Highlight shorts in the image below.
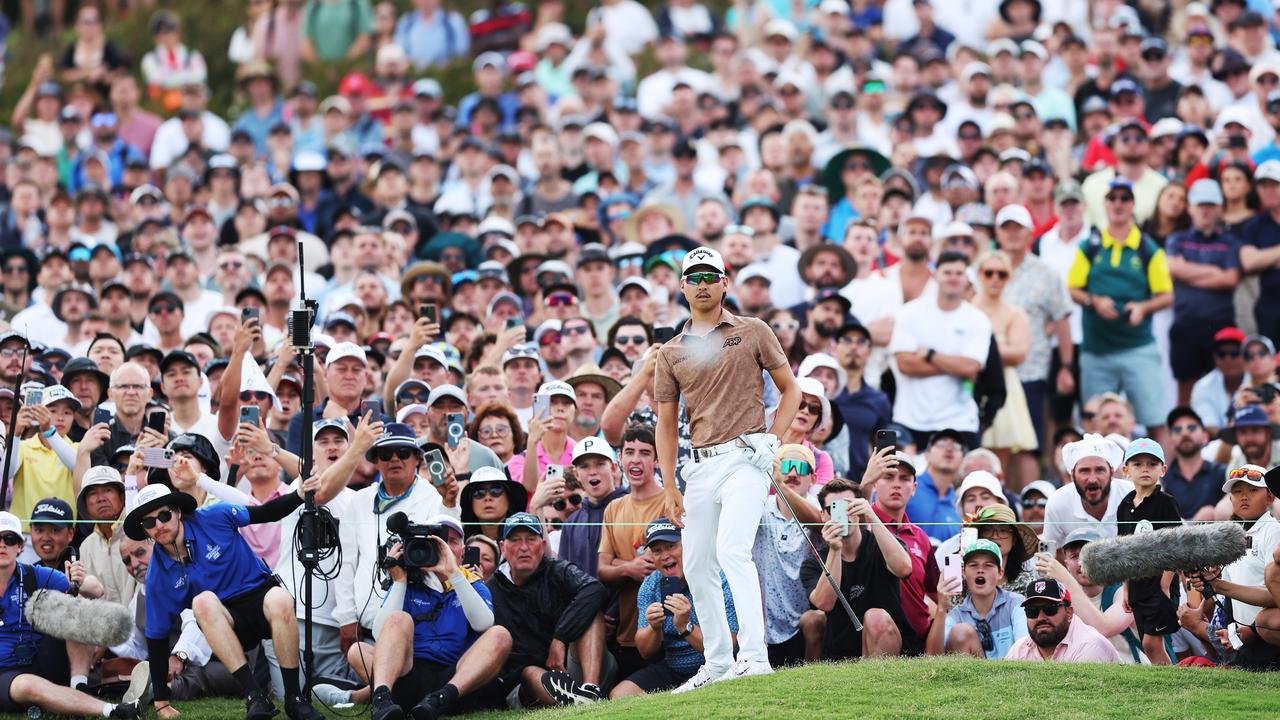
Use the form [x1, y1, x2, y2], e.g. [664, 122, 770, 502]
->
[225, 579, 281, 651]
[0, 634, 71, 712]
[767, 631, 806, 668]
[622, 661, 694, 693]
[1079, 343, 1167, 428]
[1129, 579, 1181, 637]
[394, 659, 506, 712]
[1169, 318, 1230, 382]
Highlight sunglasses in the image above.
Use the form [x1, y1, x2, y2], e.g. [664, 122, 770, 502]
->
[546, 292, 577, 306]
[375, 447, 417, 462]
[1105, 194, 1134, 204]
[1117, 132, 1146, 143]
[239, 390, 271, 402]
[1013, 110, 1036, 120]
[780, 459, 812, 475]
[1229, 467, 1264, 482]
[2, 264, 28, 274]
[844, 160, 872, 172]
[975, 618, 994, 653]
[958, 132, 982, 141]
[552, 493, 583, 511]
[561, 324, 591, 336]
[837, 334, 870, 346]
[831, 100, 854, 110]
[267, 197, 295, 209]
[948, 236, 976, 246]
[607, 211, 633, 223]
[1245, 350, 1272, 361]
[615, 335, 647, 346]
[616, 257, 643, 269]
[538, 333, 561, 347]
[219, 261, 244, 270]
[799, 402, 822, 416]
[473, 484, 507, 498]
[140, 509, 173, 530]
[684, 272, 723, 286]
[1025, 603, 1065, 618]
[397, 388, 431, 404]
[771, 320, 800, 332]
[150, 304, 179, 314]
[43, 359, 67, 371]
[1021, 498, 1048, 509]
[982, 269, 1010, 280]
[1171, 423, 1201, 434]
[1217, 347, 1242, 359]
[0, 533, 21, 547]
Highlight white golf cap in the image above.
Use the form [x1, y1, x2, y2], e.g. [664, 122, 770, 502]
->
[0, 512, 20, 537]
[995, 204, 1034, 229]
[427, 384, 468, 408]
[395, 404, 429, 422]
[414, 345, 449, 368]
[1223, 464, 1269, 492]
[681, 247, 726, 275]
[955, 471, 1006, 510]
[538, 380, 577, 403]
[1257, 159, 1280, 183]
[426, 513, 464, 538]
[327, 342, 368, 366]
[572, 435, 617, 463]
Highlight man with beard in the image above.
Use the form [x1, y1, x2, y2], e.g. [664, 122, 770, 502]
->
[1006, 579, 1121, 662]
[1225, 404, 1277, 474]
[534, 321, 569, 380]
[693, 198, 731, 245]
[890, 252, 990, 447]
[796, 290, 849, 358]
[833, 321, 890, 479]
[1162, 407, 1225, 521]
[98, 278, 146, 349]
[0, 331, 30, 387]
[793, 245, 855, 312]
[315, 141, 374, 241]
[423, 384, 505, 473]
[566, 365, 621, 443]
[739, 198, 804, 308]
[1080, 119, 1169, 228]
[1042, 433, 1133, 546]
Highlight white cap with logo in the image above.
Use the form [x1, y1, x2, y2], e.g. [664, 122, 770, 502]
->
[681, 247, 726, 275]
[572, 436, 617, 463]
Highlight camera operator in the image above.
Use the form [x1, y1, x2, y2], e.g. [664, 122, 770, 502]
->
[336, 515, 512, 719]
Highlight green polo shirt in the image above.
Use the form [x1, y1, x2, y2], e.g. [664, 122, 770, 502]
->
[303, 0, 374, 61]
[1066, 225, 1172, 355]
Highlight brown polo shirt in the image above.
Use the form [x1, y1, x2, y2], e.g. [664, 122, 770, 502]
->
[653, 310, 788, 447]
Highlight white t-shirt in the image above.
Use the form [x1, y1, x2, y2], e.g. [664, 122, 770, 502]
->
[1041, 478, 1136, 547]
[842, 265, 938, 389]
[1222, 512, 1280, 626]
[274, 481, 356, 626]
[1036, 223, 1090, 345]
[888, 297, 991, 432]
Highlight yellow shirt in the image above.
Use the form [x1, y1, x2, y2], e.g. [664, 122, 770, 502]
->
[11, 435, 77, 531]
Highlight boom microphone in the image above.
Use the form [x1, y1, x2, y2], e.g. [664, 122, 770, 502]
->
[386, 511, 409, 536]
[26, 590, 132, 647]
[1080, 522, 1247, 587]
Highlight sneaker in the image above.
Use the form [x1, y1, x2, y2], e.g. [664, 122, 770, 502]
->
[109, 700, 143, 719]
[713, 660, 774, 683]
[538, 670, 600, 706]
[121, 662, 152, 706]
[246, 692, 280, 720]
[410, 686, 457, 720]
[285, 694, 325, 720]
[671, 665, 726, 695]
[312, 683, 353, 707]
[371, 686, 404, 720]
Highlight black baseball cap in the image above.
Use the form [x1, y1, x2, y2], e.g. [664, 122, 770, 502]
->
[160, 350, 201, 373]
[836, 321, 871, 341]
[30, 497, 73, 527]
[1166, 405, 1205, 429]
[928, 428, 967, 449]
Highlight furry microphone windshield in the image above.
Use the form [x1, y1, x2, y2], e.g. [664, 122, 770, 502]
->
[26, 589, 133, 647]
[1080, 522, 1247, 587]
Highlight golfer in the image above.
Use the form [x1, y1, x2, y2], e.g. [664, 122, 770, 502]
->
[654, 246, 801, 693]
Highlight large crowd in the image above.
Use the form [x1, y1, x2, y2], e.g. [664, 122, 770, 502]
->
[1, 0, 1280, 717]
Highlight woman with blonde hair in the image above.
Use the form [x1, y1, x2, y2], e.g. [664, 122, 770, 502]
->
[972, 249, 1036, 466]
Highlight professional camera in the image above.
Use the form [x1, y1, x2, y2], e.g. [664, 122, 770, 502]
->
[383, 511, 450, 570]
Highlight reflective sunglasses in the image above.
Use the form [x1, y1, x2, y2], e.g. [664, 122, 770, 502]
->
[375, 447, 417, 462]
[552, 493, 583, 511]
[538, 332, 562, 347]
[140, 509, 173, 530]
[780, 459, 812, 475]
[1025, 603, 1065, 618]
[684, 272, 723, 286]
[982, 269, 1010, 280]
[1021, 498, 1048, 509]
[1229, 466, 1264, 482]
[473, 484, 507, 498]
[615, 335, 647, 346]
[546, 292, 577, 306]
[397, 388, 431, 404]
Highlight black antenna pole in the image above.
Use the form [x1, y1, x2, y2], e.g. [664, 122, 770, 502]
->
[0, 340, 28, 511]
[293, 239, 320, 696]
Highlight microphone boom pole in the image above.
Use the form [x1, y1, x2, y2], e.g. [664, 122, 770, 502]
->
[293, 240, 320, 695]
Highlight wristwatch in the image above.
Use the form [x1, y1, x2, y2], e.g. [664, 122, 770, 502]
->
[924, 348, 936, 364]
[270, 444, 281, 459]
[677, 622, 693, 638]
[172, 651, 189, 665]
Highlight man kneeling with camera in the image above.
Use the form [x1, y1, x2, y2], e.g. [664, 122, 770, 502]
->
[347, 514, 512, 720]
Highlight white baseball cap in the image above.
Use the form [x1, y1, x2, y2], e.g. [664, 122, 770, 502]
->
[0, 512, 20, 537]
[1257, 159, 1280, 183]
[955, 471, 1006, 512]
[327, 342, 368, 366]
[995, 204, 1033, 229]
[681, 247, 726, 275]
[538, 380, 577, 403]
[395, 403, 429, 422]
[427, 384, 468, 409]
[414, 345, 448, 368]
[572, 436, 617, 463]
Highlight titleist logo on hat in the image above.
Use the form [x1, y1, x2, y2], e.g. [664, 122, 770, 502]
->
[33, 503, 66, 518]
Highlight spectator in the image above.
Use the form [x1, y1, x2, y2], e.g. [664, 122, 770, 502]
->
[611, 518, 737, 698]
[460, 466, 529, 541]
[140, 11, 208, 111]
[1019, 480, 1056, 536]
[1005, 578, 1123, 662]
[906, 430, 967, 543]
[469, 402, 525, 465]
[421, 384, 505, 473]
[301, 0, 374, 63]
[1067, 177, 1174, 445]
[928, 540, 1028, 659]
[557, 436, 624, 576]
[1241, 161, 1280, 341]
[1043, 434, 1134, 546]
[74, 466, 133, 605]
[972, 247, 1037, 459]
[1191, 327, 1248, 433]
[831, 320, 891, 479]
[396, 0, 471, 69]
[487, 512, 609, 706]
[775, 377, 835, 484]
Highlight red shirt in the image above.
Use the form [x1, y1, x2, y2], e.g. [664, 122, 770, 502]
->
[873, 504, 939, 642]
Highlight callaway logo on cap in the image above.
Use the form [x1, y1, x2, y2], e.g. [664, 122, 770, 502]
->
[681, 247, 725, 275]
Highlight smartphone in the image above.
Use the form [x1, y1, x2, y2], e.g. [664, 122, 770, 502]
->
[943, 554, 963, 588]
[874, 429, 897, 452]
[653, 326, 676, 344]
[93, 407, 112, 426]
[532, 394, 550, 421]
[420, 304, 438, 325]
[831, 498, 850, 537]
[1038, 540, 1056, 557]
[446, 412, 465, 449]
[240, 404, 260, 426]
[504, 316, 523, 331]
[546, 464, 564, 482]
[140, 447, 175, 468]
[1229, 135, 1247, 149]
[22, 388, 41, 407]
[462, 546, 481, 568]
[960, 527, 978, 550]
[425, 449, 447, 486]
[242, 306, 259, 324]
[660, 575, 683, 617]
[146, 408, 166, 433]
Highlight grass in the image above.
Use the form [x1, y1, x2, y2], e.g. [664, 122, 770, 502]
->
[5, 656, 1279, 719]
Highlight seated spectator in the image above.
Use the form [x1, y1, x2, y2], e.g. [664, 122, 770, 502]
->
[1191, 327, 1248, 433]
[337, 515, 512, 718]
[1043, 433, 1133, 546]
[611, 518, 736, 698]
[906, 429, 968, 542]
[803, 477, 913, 660]
[1019, 480, 1057, 536]
[465, 535, 500, 581]
[967, 503, 1038, 594]
[460, 466, 529, 541]
[774, 376, 835, 484]
[932, 471, 1009, 565]
[487, 513, 610, 707]
[75, 466, 135, 606]
[1006, 579, 1122, 662]
[9, 385, 80, 527]
[928, 539, 1028, 659]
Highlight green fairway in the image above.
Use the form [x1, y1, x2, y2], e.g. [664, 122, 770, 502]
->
[10, 656, 1279, 719]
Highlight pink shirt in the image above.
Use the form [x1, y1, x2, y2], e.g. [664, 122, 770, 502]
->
[801, 439, 834, 484]
[1004, 615, 1122, 663]
[239, 483, 285, 569]
[505, 437, 576, 494]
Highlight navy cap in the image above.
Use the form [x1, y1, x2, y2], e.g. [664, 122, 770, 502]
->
[1233, 404, 1271, 428]
[1110, 78, 1144, 99]
[502, 511, 544, 539]
[30, 497, 73, 527]
[644, 518, 681, 547]
[1108, 177, 1135, 194]
[367, 422, 421, 460]
[1140, 37, 1168, 56]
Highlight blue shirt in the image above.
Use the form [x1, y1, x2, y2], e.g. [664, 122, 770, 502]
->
[1243, 212, 1280, 297]
[823, 198, 859, 244]
[395, 9, 470, 68]
[233, 99, 285, 156]
[636, 571, 736, 674]
[832, 383, 892, 480]
[0, 565, 69, 668]
[457, 92, 521, 132]
[144, 504, 272, 639]
[943, 588, 1027, 659]
[395, 573, 493, 665]
[1164, 226, 1240, 321]
[906, 472, 960, 542]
